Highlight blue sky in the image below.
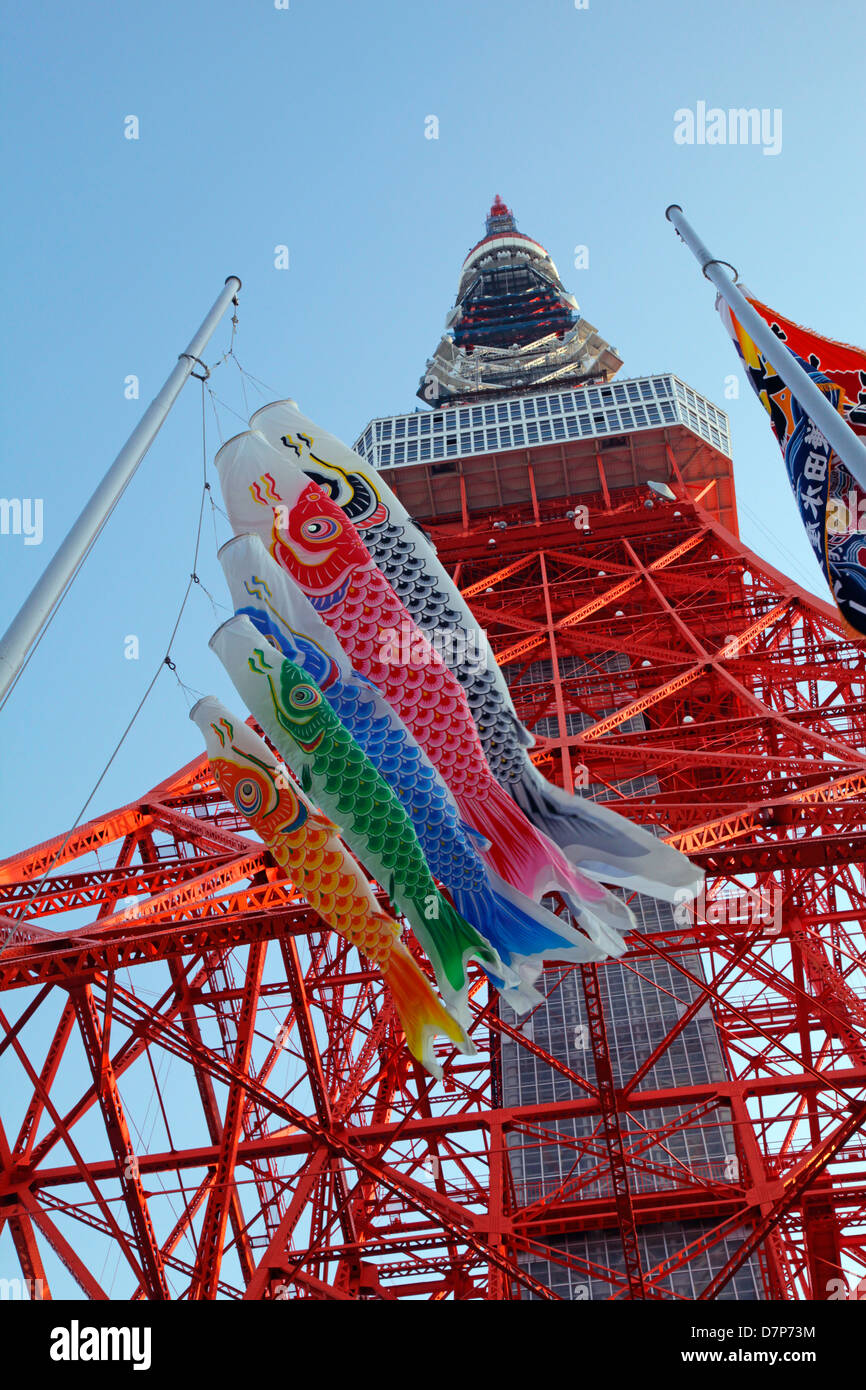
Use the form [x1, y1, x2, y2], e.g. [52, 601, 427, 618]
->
[2, 0, 865, 853]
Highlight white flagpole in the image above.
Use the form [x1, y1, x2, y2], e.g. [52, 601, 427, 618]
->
[0, 275, 242, 707]
[665, 205, 866, 492]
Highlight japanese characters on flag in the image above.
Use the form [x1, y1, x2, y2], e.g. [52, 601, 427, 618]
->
[717, 290, 866, 639]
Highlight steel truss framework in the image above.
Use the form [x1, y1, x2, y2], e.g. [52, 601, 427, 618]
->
[1, 429, 865, 1301]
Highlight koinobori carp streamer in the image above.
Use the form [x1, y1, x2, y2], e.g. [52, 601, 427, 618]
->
[189, 695, 472, 1076]
[216, 429, 636, 958]
[219, 531, 612, 1009]
[248, 400, 703, 905]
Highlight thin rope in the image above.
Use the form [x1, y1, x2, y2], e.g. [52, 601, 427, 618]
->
[18, 380, 216, 920]
[231, 355, 280, 402]
[235, 356, 250, 419]
[207, 386, 226, 445]
[206, 387, 250, 429]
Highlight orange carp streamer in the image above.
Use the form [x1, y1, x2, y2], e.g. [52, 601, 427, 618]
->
[189, 696, 472, 1077]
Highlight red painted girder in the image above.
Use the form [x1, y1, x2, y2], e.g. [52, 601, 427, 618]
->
[564, 737, 844, 773]
[692, 832, 866, 874]
[278, 937, 333, 1124]
[242, 1148, 330, 1299]
[580, 964, 647, 1298]
[166, 958, 255, 1288]
[132, 1175, 212, 1301]
[190, 941, 266, 1299]
[17, 1190, 108, 1300]
[516, 1187, 747, 1240]
[0, 1118, 52, 1298]
[802, 1194, 843, 1301]
[0, 898, 307, 991]
[668, 769, 866, 854]
[0, 999, 153, 1285]
[6, 972, 552, 1299]
[69, 984, 170, 1299]
[71, 849, 272, 932]
[13, 997, 75, 1162]
[21, 959, 229, 1175]
[460, 553, 536, 597]
[493, 534, 708, 664]
[0, 854, 235, 919]
[36, 1187, 239, 1300]
[698, 1102, 866, 1300]
[27, 1067, 866, 1192]
[0, 806, 150, 884]
[789, 921, 866, 1068]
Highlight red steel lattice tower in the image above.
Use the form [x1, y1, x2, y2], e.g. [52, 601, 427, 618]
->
[3, 421, 865, 1300]
[2, 207, 865, 1301]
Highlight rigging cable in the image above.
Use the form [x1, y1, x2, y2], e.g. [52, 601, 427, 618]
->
[17, 378, 218, 921]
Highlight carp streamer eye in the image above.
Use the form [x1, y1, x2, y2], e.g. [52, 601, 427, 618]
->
[301, 517, 339, 541]
[289, 684, 321, 710]
[235, 777, 264, 816]
[304, 469, 343, 502]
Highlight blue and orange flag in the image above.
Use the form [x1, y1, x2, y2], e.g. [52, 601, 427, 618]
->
[717, 291, 866, 638]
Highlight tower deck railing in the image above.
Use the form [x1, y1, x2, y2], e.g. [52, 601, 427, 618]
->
[353, 374, 731, 472]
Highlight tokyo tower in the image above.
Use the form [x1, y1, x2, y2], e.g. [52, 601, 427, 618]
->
[1, 201, 864, 1301]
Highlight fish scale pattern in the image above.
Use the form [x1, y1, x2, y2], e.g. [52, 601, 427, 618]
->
[190, 697, 474, 1075]
[258, 652, 501, 997]
[364, 519, 528, 783]
[310, 704, 441, 904]
[226, 765, 399, 965]
[314, 555, 520, 800]
[321, 678, 485, 895]
[268, 484, 627, 939]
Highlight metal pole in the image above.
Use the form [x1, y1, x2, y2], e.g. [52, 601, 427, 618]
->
[665, 204, 866, 491]
[0, 275, 242, 707]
